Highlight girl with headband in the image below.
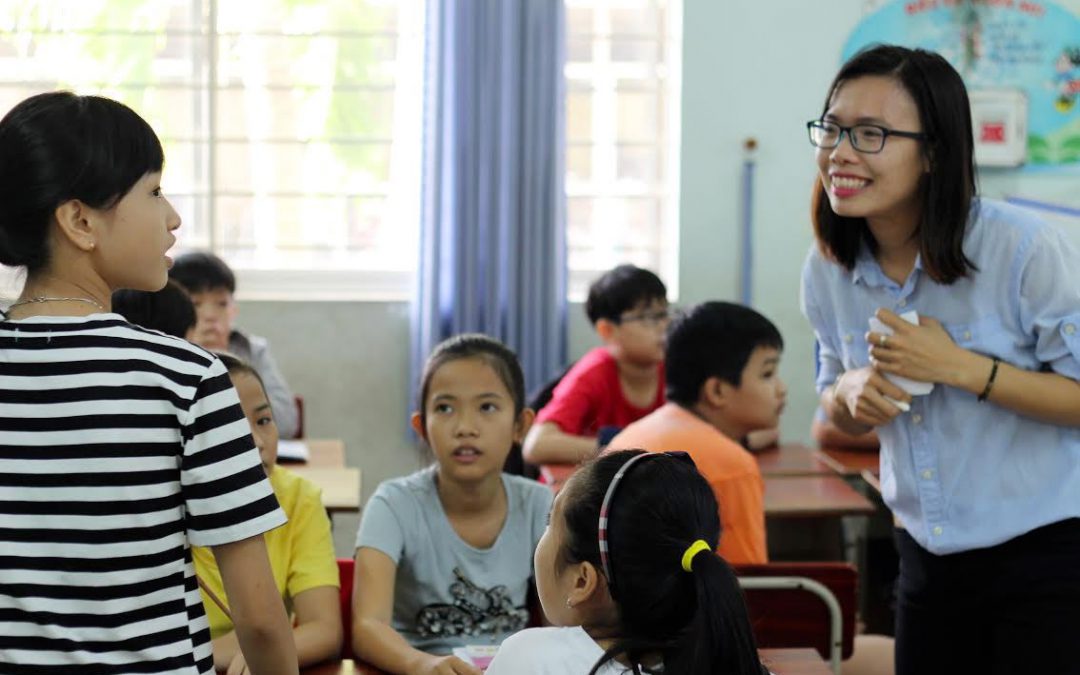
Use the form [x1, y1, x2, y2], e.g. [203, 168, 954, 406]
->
[486, 450, 765, 674]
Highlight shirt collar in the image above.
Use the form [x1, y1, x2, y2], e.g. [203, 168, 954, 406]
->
[850, 240, 923, 288]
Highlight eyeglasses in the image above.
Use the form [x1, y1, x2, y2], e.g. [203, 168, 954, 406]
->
[806, 120, 929, 154]
[616, 308, 671, 326]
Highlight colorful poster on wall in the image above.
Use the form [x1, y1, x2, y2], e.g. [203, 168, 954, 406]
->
[843, 0, 1080, 169]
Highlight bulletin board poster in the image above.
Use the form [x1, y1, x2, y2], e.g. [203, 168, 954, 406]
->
[843, 0, 1080, 170]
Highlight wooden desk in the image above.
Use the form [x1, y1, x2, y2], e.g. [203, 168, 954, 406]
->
[287, 467, 362, 513]
[814, 446, 880, 477]
[757, 443, 837, 476]
[305, 439, 347, 467]
[765, 476, 875, 518]
[301, 648, 830, 674]
[759, 648, 833, 675]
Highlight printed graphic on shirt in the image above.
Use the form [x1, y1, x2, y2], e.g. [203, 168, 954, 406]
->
[416, 567, 529, 638]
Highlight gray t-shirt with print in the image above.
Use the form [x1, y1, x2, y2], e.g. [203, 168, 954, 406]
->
[355, 466, 552, 654]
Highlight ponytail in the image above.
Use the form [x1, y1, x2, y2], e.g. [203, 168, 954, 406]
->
[672, 552, 763, 675]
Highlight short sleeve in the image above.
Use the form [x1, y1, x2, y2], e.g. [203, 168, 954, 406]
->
[179, 359, 285, 547]
[535, 371, 599, 435]
[286, 479, 340, 597]
[801, 249, 844, 393]
[486, 630, 543, 675]
[355, 486, 407, 564]
[1017, 226, 1080, 380]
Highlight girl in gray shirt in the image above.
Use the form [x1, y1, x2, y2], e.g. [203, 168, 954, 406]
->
[353, 335, 552, 675]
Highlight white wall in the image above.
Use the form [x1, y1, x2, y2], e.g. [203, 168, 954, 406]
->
[678, 0, 867, 443]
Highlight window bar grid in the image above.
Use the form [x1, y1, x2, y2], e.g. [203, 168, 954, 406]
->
[207, 0, 218, 252]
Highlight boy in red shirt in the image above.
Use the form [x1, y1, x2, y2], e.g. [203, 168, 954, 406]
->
[522, 264, 668, 465]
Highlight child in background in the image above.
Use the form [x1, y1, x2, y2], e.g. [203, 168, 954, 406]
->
[111, 278, 196, 339]
[607, 302, 784, 564]
[169, 251, 300, 437]
[352, 334, 552, 675]
[193, 352, 342, 673]
[487, 450, 765, 675]
[0, 91, 295, 675]
[523, 265, 668, 465]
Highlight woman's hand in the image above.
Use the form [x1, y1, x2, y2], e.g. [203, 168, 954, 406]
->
[834, 366, 912, 427]
[866, 309, 979, 387]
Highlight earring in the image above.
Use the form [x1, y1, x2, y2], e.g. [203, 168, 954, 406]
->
[565, 597, 573, 609]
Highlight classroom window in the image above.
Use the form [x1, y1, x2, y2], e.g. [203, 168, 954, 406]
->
[565, 0, 682, 299]
[0, 0, 423, 300]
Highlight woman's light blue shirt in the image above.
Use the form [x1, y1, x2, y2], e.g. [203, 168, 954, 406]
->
[801, 199, 1080, 554]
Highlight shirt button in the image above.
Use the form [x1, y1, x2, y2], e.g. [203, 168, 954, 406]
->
[1066, 324, 1077, 335]
[844, 334, 853, 343]
[963, 330, 972, 340]
[912, 414, 923, 425]
[898, 299, 907, 308]
[922, 469, 933, 480]
[933, 526, 943, 536]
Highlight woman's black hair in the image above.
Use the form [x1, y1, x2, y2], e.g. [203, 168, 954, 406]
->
[0, 91, 164, 274]
[560, 450, 763, 675]
[416, 333, 527, 427]
[812, 44, 977, 284]
[112, 280, 195, 339]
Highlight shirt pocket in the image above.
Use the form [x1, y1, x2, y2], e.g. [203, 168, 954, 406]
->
[943, 314, 1011, 360]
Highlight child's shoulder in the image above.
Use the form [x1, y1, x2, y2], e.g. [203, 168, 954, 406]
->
[268, 466, 324, 509]
[561, 347, 617, 383]
[371, 465, 438, 504]
[492, 626, 605, 670]
[503, 473, 554, 509]
[500, 625, 587, 649]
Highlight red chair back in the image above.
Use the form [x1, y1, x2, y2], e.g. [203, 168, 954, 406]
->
[337, 558, 354, 659]
[734, 562, 857, 660]
[293, 394, 305, 439]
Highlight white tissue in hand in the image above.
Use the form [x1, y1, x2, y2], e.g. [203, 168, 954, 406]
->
[869, 310, 934, 397]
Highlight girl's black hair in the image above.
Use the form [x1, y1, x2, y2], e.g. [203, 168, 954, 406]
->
[112, 280, 195, 339]
[214, 351, 269, 403]
[0, 91, 165, 274]
[812, 44, 977, 284]
[560, 450, 764, 675]
[416, 333, 527, 427]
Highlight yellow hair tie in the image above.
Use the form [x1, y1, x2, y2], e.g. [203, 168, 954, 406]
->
[680, 539, 711, 572]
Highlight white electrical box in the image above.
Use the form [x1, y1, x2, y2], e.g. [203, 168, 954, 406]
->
[969, 89, 1028, 168]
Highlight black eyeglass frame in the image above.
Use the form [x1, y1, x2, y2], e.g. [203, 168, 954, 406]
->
[806, 119, 931, 154]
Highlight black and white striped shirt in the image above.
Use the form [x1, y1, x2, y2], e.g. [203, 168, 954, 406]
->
[0, 313, 286, 674]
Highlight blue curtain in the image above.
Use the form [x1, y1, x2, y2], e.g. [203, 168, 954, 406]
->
[411, 0, 567, 401]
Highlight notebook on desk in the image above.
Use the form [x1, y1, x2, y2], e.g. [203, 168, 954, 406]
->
[452, 645, 498, 670]
[277, 439, 310, 462]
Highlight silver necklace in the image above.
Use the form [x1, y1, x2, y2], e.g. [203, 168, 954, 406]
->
[7, 296, 105, 311]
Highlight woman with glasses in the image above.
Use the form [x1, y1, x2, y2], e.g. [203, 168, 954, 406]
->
[800, 44, 1080, 674]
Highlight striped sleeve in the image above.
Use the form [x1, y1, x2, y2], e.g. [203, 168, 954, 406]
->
[179, 358, 285, 547]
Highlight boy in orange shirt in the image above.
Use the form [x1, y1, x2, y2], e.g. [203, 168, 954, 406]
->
[607, 301, 786, 564]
